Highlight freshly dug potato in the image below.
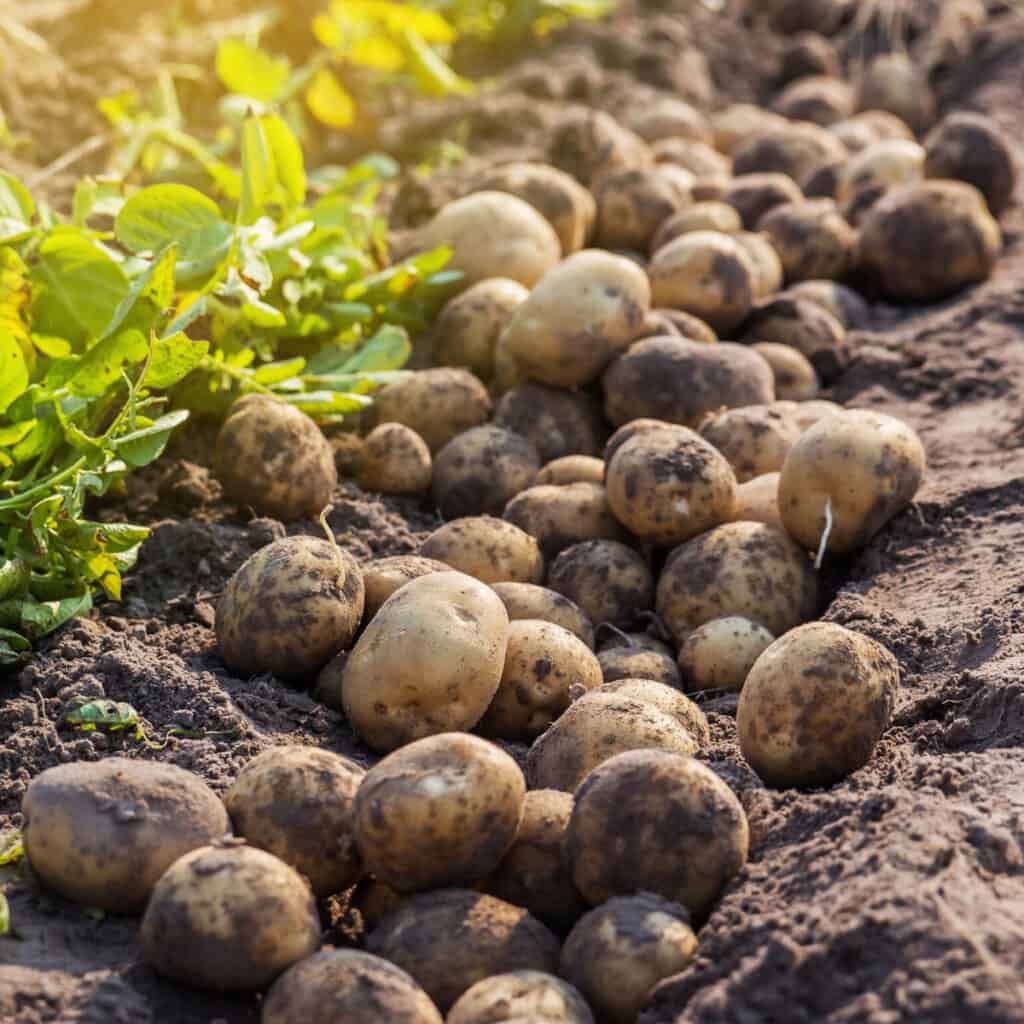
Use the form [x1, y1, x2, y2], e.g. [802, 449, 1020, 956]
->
[598, 645, 681, 689]
[732, 231, 785, 299]
[627, 96, 710, 145]
[353, 733, 524, 892]
[678, 616, 775, 693]
[330, 432, 364, 478]
[547, 108, 652, 189]
[856, 53, 935, 135]
[366, 890, 560, 1012]
[711, 104, 787, 156]
[656, 521, 818, 641]
[651, 202, 742, 252]
[214, 395, 336, 521]
[22, 759, 229, 914]
[421, 518, 545, 585]
[779, 32, 840, 85]
[504, 483, 624, 558]
[415, 191, 561, 290]
[774, 75, 854, 126]
[566, 749, 749, 918]
[840, 183, 887, 227]
[216, 536, 364, 679]
[791, 398, 843, 431]
[858, 180, 1001, 301]
[223, 747, 363, 898]
[352, 878, 406, 932]
[494, 384, 608, 463]
[700, 403, 802, 483]
[801, 159, 842, 199]
[595, 167, 690, 251]
[433, 425, 540, 520]
[491, 582, 595, 648]
[358, 423, 432, 496]
[548, 539, 653, 630]
[339, 571, 509, 750]
[784, 279, 869, 329]
[435, 278, 530, 381]
[595, 679, 710, 744]
[501, 249, 651, 389]
[372, 368, 492, 453]
[758, 199, 856, 283]
[535, 455, 605, 486]
[483, 791, 587, 936]
[751, 343, 820, 400]
[778, 409, 926, 555]
[448, 971, 593, 1024]
[732, 472, 783, 530]
[845, 110, 915, 143]
[601, 417, 684, 466]
[651, 308, 718, 344]
[924, 112, 1018, 216]
[741, 295, 847, 383]
[761, 0, 846, 34]
[560, 893, 697, 1024]
[836, 139, 925, 205]
[527, 692, 700, 792]
[262, 950, 443, 1024]
[737, 622, 899, 787]
[360, 555, 451, 620]
[652, 139, 731, 182]
[732, 123, 847, 183]
[724, 173, 804, 230]
[491, 331, 530, 396]
[830, 117, 881, 154]
[140, 843, 320, 992]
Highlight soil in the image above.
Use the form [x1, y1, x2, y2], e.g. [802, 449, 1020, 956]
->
[5, 2, 1024, 1023]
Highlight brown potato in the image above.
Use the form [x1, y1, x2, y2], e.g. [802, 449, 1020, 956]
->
[598, 646, 682, 689]
[214, 395, 336, 521]
[627, 96, 711, 145]
[751, 343, 820, 400]
[352, 878, 406, 932]
[801, 158, 843, 199]
[595, 167, 690, 251]
[651, 202, 742, 252]
[504, 483, 624, 559]
[774, 75, 854, 126]
[491, 582, 595, 648]
[596, 630, 673, 657]
[330, 432, 364, 478]
[548, 539, 654, 630]
[652, 139, 731, 181]
[421, 517, 545, 585]
[732, 123, 847, 183]
[836, 139, 925, 205]
[733, 231, 785, 299]
[758, 199, 857, 283]
[140, 842, 320, 992]
[547, 108, 652, 188]
[741, 294, 847, 383]
[737, 622, 900, 787]
[566, 749, 748, 919]
[535, 455, 605, 487]
[856, 52, 935, 135]
[783, 279, 869, 329]
[448, 971, 593, 1024]
[779, 32, 840, 85]
[603, 418, 690, 465]
[731, 472, 783, 530]
[358, 423, 432, 496]
[650, 308, 718, 344]
[360, 555, 451, 620]
[494, 384, 609, 463]
[711, 104, 788, 156]
[843, 110, 915, 143]
[216, 535, 364, 679]
[761, 0, 846, 34]
[724, 172, 805, 230]
[677, 616, 775, 693]
[594, 679, 710, 744]
[22, 759, 229, 914]
[700, 404, 802, 483]
[830, 117, 881, 154]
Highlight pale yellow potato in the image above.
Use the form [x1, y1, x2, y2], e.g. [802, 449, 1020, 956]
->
[732, 472, 783, 530]
[844, 110, 914, 143]
[597, 646, 682, 689]
[830, 116, 880, 153]
[731, 231, 785, 299]
[856, 52, 935, 135]
[700, 404, 802, 483]
[651, 308, 719, 344]
[651, 202, 742, 253]
[677, 616, 775, 693]
[595, 167, 691, 251]
[758, 199, 857, 283]
[712, 104, 788, 156]
[448, 971, 593, 1024]
[737, 621, 900, 787]
[732, 121, 848, 183]
[359, 555, 450, 620]
[358, 423, 432, 495]
[627, 96, 711, 145]
[784, 279, 869, 329]
[594, 679, 710, 744]
[751, 343, 820, 401]
[836, 139, 925, 204]
[504, 482, 625, 559]
[774, 75, 854, 126]
[791, 398, 843, 431]
[652, 139, 731, 181]
[491, 582, 595, 649]
[491, 331, 530, 395]
[534, 455, 605, 486]
[421, 517, 545, 585]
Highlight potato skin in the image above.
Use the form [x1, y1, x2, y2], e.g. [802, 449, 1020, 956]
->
[678, 616, 775, 693]
[214, 395, 336, 521]
[494, 384, 609, 463]
[421, 518, 545, 585]
[737, 622, 899, 787]
[652, 202, 742, 252]
[22, 759, 230, 914]
[594, 679, 710, 744]
[778, 409, 926, 554]
[140, 843, 320, 992]
[547, 108, 652, 189]
[750, 343, 820, 401]
[650, 308, 718, 344]
[491, 582, 595, 648]
[566, 749, 749, 919]
[535, 455, 605, 487]
[733, 231, 784, 299]
[504, 483, 625, 559]
[224, 747, 364, 898]
[774, 75, 853, 127]
[758, 199, 857, 283]
[595, 167, 690, 251]
[783, 280, 869, 329]
[700, 404, 802, 483]
[732, 472, 784, 530]
[732, 123, 846, 184]
[598, 647, 682, 689]
[358, 423, 432, 496]
[262, 949, 443, 1024]
[360, 555, 451, 620]
[741, 295, 847, 383]
[216, 536, 365, 679]
[448, 971, 594, 1024]
[837, 139, 925, 205]
[856, 53, 935, 135]
[724, 172, 805, 230]
[712, 104, 787, 157]
[341, 571, 509, 751]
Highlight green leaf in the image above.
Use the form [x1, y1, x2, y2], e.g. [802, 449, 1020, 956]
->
[68, 329, 148, 397]
[145, 333, 209, 389]
[253, 357, 306, 385]
[32, 335, 73, 359]
[0, 171, 33, 223]
[101, 244, 177, 340]
[284, 390, 372, 415]
[0, 892, 9, 936]
[114, 409, 189, 467]
[340, 325, 410, 373]
[0, 421, 34, 447]
[161, 296, 207, 339]
[0, 628, 29, 653]
[18, 592, 92, 640]
[240, 116, 274, 224]
[0, 830, 23, 865]
[216, 40, 290, 103]
[115, 185, 232, 263]
[0, 325, 29, 415]
[72, 178, 97, 227]
[305, 68, 355, 128]
[261, 114, 305, 205]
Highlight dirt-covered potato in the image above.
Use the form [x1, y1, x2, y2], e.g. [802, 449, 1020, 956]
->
[741, 294, 847, 383]
[801, 158, 842, 199]
[367, 890, 560, 1012]
[535, 455, 605, 486]
[433, 426, 540, 520]
[475, 162, 596, 255]
[501, 249, 651, 389]
[223, 747, 363, 898]
[678, 616, 775, 693]
[836, 139, 925, 205]
[779, 32, 840, 85]
[140, 842, 320, 992]
[330, 432, 364, 478]
[560, 893, 697, 1024]
[737, 622, 900, 787]
[652, 139, 731, 182]
[761, 0, 846, 34]
[566, 749, 748, 918]
[22, 759, 229, 914]
[495, 384, 608, 463]
[435, 278, 530, 381]
[751, 343, 820, 400]
[448, 971, 593, 1024]
[830, 117, 881, 154]
[594, 679, 710, 744]
[595, 167, 690, 251]
[415, 191, 561, 290]
[650, 308, 718, 344]
[598, 645, 681, 688]
[372, 368, 492, 453]
[596, 629, 673, 657]
[651, 202, 742, 252]
[483, 791, 587, 936]
[262, 950, 443, 1024]
[732, 123, 847, 184]
[774, 75, 854, 126]
[357, 423, 432, 496]
[627, 96, 710, 145]
[757, 199, 856, 283]
[791, 398, 843, 431]
[700, 404, 802, 483]
[547, 540, 653, 630]
[732, 231, 785, 298]
[339, 571, 508, 750]
[216, 535, 364, 679]
[547, 107, 652, 187]
[656, 521, 818, 641]
[856, 53, 935, 135]
[352, 878, 406, 932]
[504, 483, 624, 559]
[359, 555, 451, 620]
[711, 104, 787, 156]
[354, 733, 524, 892]
[214, 395, 336, 521]
[732, 472, 783, 530]
[421, 517, 545, 585]
[724, 172, 805, 230]
[491, 582, 595, 648]
[779, 409, 926, 555]
[784, 279, 869, 329]
[924, 112, 1018, 217]
[848, 110, 916, 142]
[527, 692, 700, 792]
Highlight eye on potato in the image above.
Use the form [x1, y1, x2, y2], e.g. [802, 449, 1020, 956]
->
[357, 423, 432, 496]
[751, 343, 820, 400]
[737, 622, 900, 787]
[732, 231, 785, 298]
[782, 279, 869, 329]
[651, 202, 743, 253]
[504, 482, 625, 559]
[856, 52, 935, 135]
[836, 139, 925, 205]
[495, 384, 609, 463]
[741, 294, 847, 383]
[594, 678, 710, 744]
[547, 108, 652, 188]
[535, 455, 605, 487]
[652, 139, 731, 183]
[731, 471, 783, 530]
[491, 582, 595, 649]
[700, 403, 802, 483]
[360, 555, 451, 620]
[758, 199, 857, 283]
[448, 971, 594, 1024]
[774, 75, 854, 127]
[724, 172, 805, 230]
[711, 104, 788, 156]
[677, 616, 775, 693]
[420, 517, 545, 585]
[597, 642, 682, 689]
[595, 167, 691, 251]
[732, 123, 847, 184]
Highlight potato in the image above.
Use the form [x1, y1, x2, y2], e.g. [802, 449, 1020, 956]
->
[656, 521, 818, 642]
[535, 455, 605, 487]
[140, 842, 320, 992]
[483, 791, 587, 936]
[435, 278, 530, 381]
[778, 409, 926, 555]
[367, 890, 560, 1012]
[741, 294, 847, 383]
[924, 112, 1018, 216]
[216, 535, 364, 679]
[494, 384, 608, 463]
[751, 343, 820, 400]
[560, 893, 697, 1024]
[761, 0, 846, 34]
[224, 747, 364, 898]
[547, 539, 653, 630]
[845, 109, 914, 143]
[724, 172, 805, 230]
[627, 96, 710, 145]
[647, 231, 757, 333]
[527, 692, 700, 792]
[651, 202, 742, 252]
[357, 423, 432, 496]
[262, 950, 443, 1024]
[339, 571, 509, 750]
[433, 426, 540, 520]
[757, 199, 856, 283]
[700, 403, 802, 483]
[733, 231, 785, 298]
[372, 368, 492, 453]
[501, 250, 651, 389]
[782, 279, 869, 329]
[779, 32, 840, 85]
[421, 517, 545, 585]
[732, 472, 783, 530]
[475, 162, 597, 255]
[354, 733, 524, 892]
[602, 418, 688, 465]
[774, 75, 854, 127]
[598, 646, 681, 689]
[800, 160, 841, 200]
[360, 555, 451, 620]
[836, 139, 925, 205]
[330, 432, 364, 477]
[214, 395, 336, 521]
[491, 331, 530, 396]
[711, 104, 787, 156]
[594, 679, 710, 744]
[650, 308, 718, 344]
[547, 108, 652, 188]
[566, 749, 748, 918]
[491, 582, 595, 648]
[677, 616, 775, 693]
[856, 53, 935, 135]
[504, 483, 624, 559]
[737, 622, 900, 787]
[595, 167, 690, 251]
[841, 183, 886, 227]
[732, 123, 847, 183]
[652, 139, 731, 181]
[415, 191, 561, 290]
[352, 877, 406, 932]
[448, 971, 593, 1024]
[792, 398, 842, 431]
[22, 759, 229, 914]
